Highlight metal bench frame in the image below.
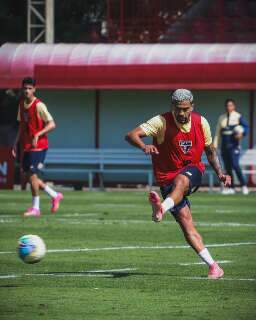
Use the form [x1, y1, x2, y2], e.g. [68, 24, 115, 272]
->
[43, 148, 256, 191]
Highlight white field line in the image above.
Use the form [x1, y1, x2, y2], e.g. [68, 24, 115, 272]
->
[0, 213, 99, 218]
[0, 219, 17, 223]
[181, 277, 256, 282]
[56, 219, 256, 227]
[178, 260, 232, 266]
[0, 274, 113, 279]
[196, 222, 256, 227]
[1, 274, 256, 282]
[43, 241, 256, 253]
[0, 215, 18, 218]
[0, 241, 256, 255]
[1, 216, 256, 228]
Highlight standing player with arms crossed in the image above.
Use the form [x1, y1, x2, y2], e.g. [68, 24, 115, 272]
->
[214, 98, 249, 195]
[126, 89, 231, 279]
[12, 77, 63, 217]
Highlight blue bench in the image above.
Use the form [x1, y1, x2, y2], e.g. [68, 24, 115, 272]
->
[43, 148, 256, 191]
[203, 149, 256, 191]
[43, 148, 153, 190]
[240, 149, 256, 177]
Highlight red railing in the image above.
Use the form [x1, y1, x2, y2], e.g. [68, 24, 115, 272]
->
[89, 0, 256, 43]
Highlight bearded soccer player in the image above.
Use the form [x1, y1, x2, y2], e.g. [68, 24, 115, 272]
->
[125, 89, 231, 279]
[12, 77, 63, 217]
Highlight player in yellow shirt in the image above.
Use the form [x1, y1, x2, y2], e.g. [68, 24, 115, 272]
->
[214, 98, 249, 195]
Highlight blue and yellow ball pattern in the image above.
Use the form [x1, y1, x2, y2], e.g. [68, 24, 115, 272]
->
[17, 235, 46, 264]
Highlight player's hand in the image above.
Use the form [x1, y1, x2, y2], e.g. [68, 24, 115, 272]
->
[12, 145, 17, 158]
[142, 145, 159, 155]
[32, 134, 39, 148]
[218, 174, 232, 187]
[234, 133, 243, 140]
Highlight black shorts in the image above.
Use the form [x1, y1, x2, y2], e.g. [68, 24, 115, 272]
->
[160, 165, 202, 216]
[22, 149, 47, 175]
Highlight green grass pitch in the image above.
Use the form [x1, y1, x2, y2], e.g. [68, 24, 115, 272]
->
[0, 190, 256, 319]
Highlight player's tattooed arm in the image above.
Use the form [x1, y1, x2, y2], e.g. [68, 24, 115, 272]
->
[204, 144, 231, 187]
[204, 144, 222, 176]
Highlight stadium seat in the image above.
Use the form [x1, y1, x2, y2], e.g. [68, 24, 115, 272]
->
[43, 149, 154, 190]
[42, 147, 248, 191]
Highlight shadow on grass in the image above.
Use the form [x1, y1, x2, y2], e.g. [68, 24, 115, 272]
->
[0, 284, 20, 287]
[25, 271, 205, 279]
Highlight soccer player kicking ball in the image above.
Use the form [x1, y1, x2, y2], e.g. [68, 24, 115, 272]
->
[126, 89, 231, 279]
[12, 77, 63, 217]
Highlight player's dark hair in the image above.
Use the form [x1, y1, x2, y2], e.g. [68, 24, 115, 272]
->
[22, 77, 36, 87]
[225, 98, 235, 106]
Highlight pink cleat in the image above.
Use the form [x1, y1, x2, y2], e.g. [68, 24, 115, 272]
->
[51, 192, 63, 213]
[149, 191, 164, 222]
[208, 262, 224, 279]
[24, 207, 41, 217]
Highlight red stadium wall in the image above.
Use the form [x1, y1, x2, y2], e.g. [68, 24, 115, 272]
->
[34, 63, 256, 90]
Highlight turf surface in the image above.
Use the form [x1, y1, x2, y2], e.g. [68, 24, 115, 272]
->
[0, 190, 256, 319]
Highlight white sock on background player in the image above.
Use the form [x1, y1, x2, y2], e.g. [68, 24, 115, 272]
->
[161, 197, 175, 212]
[32, 196, 40, 210]
[44, 185, 58, 199]
[198, 248, 215, 266]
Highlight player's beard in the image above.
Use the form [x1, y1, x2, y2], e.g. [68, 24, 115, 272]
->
[175, 113, 191, 124]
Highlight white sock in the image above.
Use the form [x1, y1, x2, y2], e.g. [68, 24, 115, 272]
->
[44, 185, 58, 199]
[198, 248, 215, 266]
[32, 196, 40, 210]
[161, 197, 175, 213]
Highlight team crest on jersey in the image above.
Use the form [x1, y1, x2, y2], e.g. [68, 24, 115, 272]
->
[179, 140, 192, 154]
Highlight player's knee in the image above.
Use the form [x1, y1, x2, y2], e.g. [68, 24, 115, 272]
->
[174, 174, 188, 185]
[173, 175, 189, 192]
[29, 173, 38, 184]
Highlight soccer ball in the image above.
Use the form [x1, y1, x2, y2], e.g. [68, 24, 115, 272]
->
[17, 235, 46, 264]
[233, 125, 244, 135]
